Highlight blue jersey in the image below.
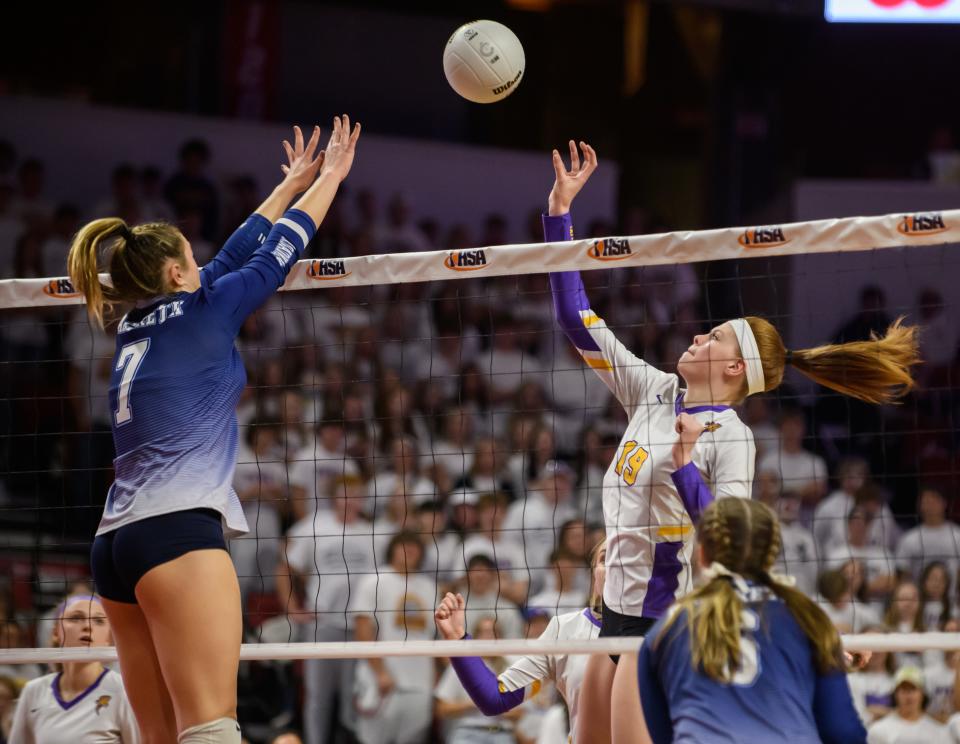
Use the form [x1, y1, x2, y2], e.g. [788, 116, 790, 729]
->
[97, 209, 315, 537]
[637, 589, 866, 744]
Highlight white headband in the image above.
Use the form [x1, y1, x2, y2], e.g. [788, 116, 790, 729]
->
[728, 318, 765, 397]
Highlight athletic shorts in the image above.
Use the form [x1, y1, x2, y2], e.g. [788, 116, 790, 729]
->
[599, 599, 657, 664]
[91, 508, 226, 604]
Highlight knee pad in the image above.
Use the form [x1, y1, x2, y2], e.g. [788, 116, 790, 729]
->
[177, 717, 242, 744]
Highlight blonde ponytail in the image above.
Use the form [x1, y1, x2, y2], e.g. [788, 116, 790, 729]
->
[745, 315, 920, 405]
[67, 218, 186, 327]
[67, 218, 127, 327]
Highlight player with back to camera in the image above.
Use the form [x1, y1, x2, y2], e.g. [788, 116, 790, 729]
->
[10, 594, 140, 743]
[541, 140, 920, 744]
[434, 540, 606, 742]
[637, 498, 867, 743]
[67, 117, 361, 744]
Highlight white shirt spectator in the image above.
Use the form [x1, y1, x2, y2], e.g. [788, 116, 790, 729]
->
[463, 589, 526, 640]
[428, 438, 475, 484]
[757, 448, 827, 500]
[897, 523, 960, 584]
[285, 512, 392, 632]
[825, 543, 896, 590]
[288, 444, 360, 511]
[776, 521, 818, 597]
[821, 600, 881, 633]
[814, 489, 901, 555]
[868, 711, 950, 744]
[503, 493, 577, 592]
[925, 663, 956, 723]
[461, 535, 528, 585]
[848, 670, 894, 726]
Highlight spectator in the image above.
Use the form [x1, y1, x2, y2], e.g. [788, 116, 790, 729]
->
[824, 505, 897, 604]
[40, 203, 80, 277]
[289, 418, 360, 520]
[462, 491, 528, 605]
[279, 475, 393, 744]
[415, 501, 462, 588]
[925, 619, 960, 723]
[481, 315, 544, 406]
[896, 487, 960, 585]
[884, 581, 925, 670]
[920, 562, 953, 631]
[771, 489, 819, 597]
[505, 422, 557, 500]
[163, 138, 219, 240]
[278, 389, 314, 460]
[576, 426, 619, 528]
[867, 667, 949, 743]
[176, 206, 216, 265]
[351, 532, 436, 744]
[434, 615, 521, 743]
[818, 567, 880, 633]
[138, 165, 173, 222]
[371, 193, 430, 254]
[848, 628, 895, 726]
[91, 163, 142, 224]
[11, 158, 52, 229]
[369, 436, 441, 522]
[813, 457, 869, 552]
[757, 409, 828, 510]
[526, 548, 587, 615]
[231, 420, 286, 603]
[461, 555, 525, 640]
[430, 405, 476, 484]
[742, 395, 780, 462]
[503, 461, 578, 594]
[453, 437, 510, 498]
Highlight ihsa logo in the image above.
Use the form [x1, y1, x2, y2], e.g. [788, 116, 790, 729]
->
[444, 249, 489, 271]
[587, 238, 632, 261]
[738, 226, 789, 249]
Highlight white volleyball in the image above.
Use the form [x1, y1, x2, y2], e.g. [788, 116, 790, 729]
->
[443, 20, 525, 104]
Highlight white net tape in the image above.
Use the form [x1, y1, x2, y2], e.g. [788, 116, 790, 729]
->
[0, 208, 957, 307]
[1, 632, 957, 665]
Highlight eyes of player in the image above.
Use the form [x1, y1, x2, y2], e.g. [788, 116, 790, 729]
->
[63, 613, 108, 626]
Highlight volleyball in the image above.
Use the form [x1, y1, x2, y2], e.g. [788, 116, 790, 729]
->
[443, 20, 525, 104]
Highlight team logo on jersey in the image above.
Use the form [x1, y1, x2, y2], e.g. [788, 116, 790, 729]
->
[306, 259, 351, 280]
[703, 421, 722, 433]
[897, 213, 948, 236]
[444, 249, 489, 271]
[95, 695, 111, 715]
[738, 226, 789, 249]
[587, 238, 632, 261]
[42, 278, 82, 299]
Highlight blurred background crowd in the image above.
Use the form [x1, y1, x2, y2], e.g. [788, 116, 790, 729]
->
[2, 0, 960, 742]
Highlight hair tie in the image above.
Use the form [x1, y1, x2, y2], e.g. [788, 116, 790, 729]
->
[784, 349, 794, 365]
[120, 225, 136, 243]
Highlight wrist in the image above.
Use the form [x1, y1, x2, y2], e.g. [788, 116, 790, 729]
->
[547, 197, 570, 217]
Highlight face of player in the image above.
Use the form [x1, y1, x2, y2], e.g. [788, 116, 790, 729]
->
[592, 545, 607, 598]
[676, 322, 746, 394]
[55, 598, 110, 648]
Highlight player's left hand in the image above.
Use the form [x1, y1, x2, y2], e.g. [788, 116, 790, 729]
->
[672, 412, 706, 470]
[280, 125, 324, 193]
[845, 650, 872, 671]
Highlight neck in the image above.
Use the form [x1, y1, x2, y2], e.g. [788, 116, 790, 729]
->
[61, 661, 104, 692]
[900, 708, 922, 722]
[681, 383, 735, 409]
[925, 517, 945, 527]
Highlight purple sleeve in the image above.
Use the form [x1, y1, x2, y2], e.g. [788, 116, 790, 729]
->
[670, 462, 715, 524]
[450, 653, 526, 716]
[200, 213, 273, 285]
[544, 213, 602, 353]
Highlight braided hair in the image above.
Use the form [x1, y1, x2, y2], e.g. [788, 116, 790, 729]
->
[658, 499, 844, 682]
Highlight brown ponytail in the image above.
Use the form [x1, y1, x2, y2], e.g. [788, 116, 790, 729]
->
[67, 219, 186, 327]
[745, 315, 920, 405]
[658, 499, 844, 682]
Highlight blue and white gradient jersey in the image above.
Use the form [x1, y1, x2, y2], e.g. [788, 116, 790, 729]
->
[97, 209, 315, 537]
[545, 213, 755, 618]
[637, 586, 867, 744]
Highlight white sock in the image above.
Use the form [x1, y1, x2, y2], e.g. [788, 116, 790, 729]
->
[177, 717, 242, 744]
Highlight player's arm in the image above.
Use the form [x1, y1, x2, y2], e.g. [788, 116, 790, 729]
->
[671, 419, 755, 524]
[636, 631, 673, 744]
[812, 669, 868, 744]
[7, 682, 35, 744]
[433, 592, 546, 715]
[206, 116, 360, 332]
[546, 141, 671, 411]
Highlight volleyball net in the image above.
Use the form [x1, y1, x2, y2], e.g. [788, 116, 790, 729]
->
[0, 209, 958, 673]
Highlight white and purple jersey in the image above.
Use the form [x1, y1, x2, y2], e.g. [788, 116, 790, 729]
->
[98, 210, 315, 537]
[545, 213, 755, 618]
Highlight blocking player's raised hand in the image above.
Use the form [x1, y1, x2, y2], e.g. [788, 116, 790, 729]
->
[435, 592, 467, 640]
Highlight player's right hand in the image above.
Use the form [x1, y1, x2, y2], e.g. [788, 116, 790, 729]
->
[435, 592, 467, 640]
[548, 140, 598, 216]
[320, 114, 362, 183]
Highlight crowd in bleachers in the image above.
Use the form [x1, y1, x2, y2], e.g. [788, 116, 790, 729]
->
[1, 136, 960, 743]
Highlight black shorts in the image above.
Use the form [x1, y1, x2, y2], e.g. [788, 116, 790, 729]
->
[600, 599, 657, 664]
[91, 508, 226, 604]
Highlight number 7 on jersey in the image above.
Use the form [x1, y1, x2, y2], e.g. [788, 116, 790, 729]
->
[114, 340, 150, 426]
